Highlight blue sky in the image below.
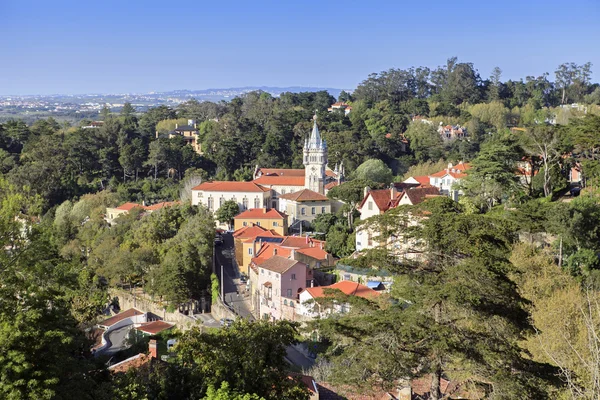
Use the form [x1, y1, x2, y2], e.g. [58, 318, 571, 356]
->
[0, 0, 598, 95]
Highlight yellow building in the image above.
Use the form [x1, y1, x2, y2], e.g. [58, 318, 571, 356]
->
[233, 208, 288, 236]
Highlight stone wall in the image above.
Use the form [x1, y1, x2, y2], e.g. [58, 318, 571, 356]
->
[109, 289, 200, 331]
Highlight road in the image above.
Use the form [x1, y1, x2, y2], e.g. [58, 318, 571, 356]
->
[96, 325, 133, 357]
[214, 233, 255, 320]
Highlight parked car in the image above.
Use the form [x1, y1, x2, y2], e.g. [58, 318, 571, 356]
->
[214, 234, 223, 246]
[219, 318, 234, 327]
[240, 273, 248, 283]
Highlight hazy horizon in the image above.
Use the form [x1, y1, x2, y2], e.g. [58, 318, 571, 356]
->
[1, 0, 599, 95]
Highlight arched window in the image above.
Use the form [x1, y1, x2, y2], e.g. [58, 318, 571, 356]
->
[284, 299, 288, 306]
[254, 197, 260, 208]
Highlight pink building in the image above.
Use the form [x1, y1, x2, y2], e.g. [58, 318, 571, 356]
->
[257, 255, 310, 321]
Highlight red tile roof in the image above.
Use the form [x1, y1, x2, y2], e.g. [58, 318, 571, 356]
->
[304, 281, 380, 300]
[429, 170, 467, 179]
[358, 189, 401, 212]
[252, 243, 292, 265]
[324, 181, 339, 190]
[135, 320, 174, 335]
[412, 175, 431, 186]
[296, 246, 329, 260]
[257, 168, 305, 177]
[400, 186, 441, 205]
[144, 201, 180, 211]
[325, 170, 337, 177]
[99, 308, 144, 328]
[253, 175, 306, 187]
[258, 255, 305, 274]
[279, 189, 329, 202]
[115, 202, 143, 211]
[234, 208, 287, 220]
[108, 353, 152, 373]
[233, 224, 270, 238]
[279, 236, 325, 249]
[192, 181, 271, 192]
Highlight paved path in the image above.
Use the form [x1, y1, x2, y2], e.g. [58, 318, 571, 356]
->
[215, 233, 255, 320]
[101, 325, 133, 356]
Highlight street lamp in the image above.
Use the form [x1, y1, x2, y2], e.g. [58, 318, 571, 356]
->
[221, 264, 224, 303]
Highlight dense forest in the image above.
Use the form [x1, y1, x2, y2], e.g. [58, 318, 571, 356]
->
[2, 58, 600, 399]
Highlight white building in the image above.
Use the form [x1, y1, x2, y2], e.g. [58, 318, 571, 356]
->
[428, 162, 470, 201]
[191, 181, 272, 214]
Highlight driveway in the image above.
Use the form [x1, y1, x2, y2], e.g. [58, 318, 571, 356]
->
[98, 325, 133, 356]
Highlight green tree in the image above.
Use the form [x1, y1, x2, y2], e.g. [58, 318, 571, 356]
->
[404, 122, 444, 162]
[215, 200, 239, 229]
[352, 159, 393, 185]
[318, 197, 556, 399]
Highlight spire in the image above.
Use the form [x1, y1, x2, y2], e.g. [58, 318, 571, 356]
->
[308, 112, 322, 149]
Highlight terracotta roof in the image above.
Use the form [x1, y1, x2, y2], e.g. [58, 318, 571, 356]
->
[233, 224, 270, 238]
[99, 308, 144, 328]
[258, 255, 305, 274]
[257, 168, 305, 177]
[234, 208, 287, 220]
[253, 175, 306, 187]
[429, 170, 467, 179]
[263, 281, 272, 288]
[413, 176, 432, 186]
[135, 320, 174, 335]
[325, 170, 337, 177]
[192, 181, 271, 192]
[252, 243, 292, 265]
[401, 186, 441, 205]
[304, 281, 380, 300]
[145, 201, 180, 211]
[279, 189, 329, 202]
[115, 202, 143, 211]
[325, 181, 339, 190]
[358, 189, 401, 212]
[108, 353, 152, 373]
[279, 236, 325, 249]
[296, 246, 329, 260]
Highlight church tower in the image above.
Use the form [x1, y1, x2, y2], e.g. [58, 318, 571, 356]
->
[303, 113, 327, 194]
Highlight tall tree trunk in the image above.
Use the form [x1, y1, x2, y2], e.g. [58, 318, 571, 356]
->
[430, 363, 442, 400]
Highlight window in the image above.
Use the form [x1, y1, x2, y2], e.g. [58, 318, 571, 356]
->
[281, 189, 286, 194]
[321, 207, 325, 213]
[254, 198, 260, 208]
[344, 274, 351, 281]
[273, 221, 278, 227]
[242, 198, 248, 210]
[207, 197, 214, 211]
[248, 248, 253, 255]
[367, 232, 373, 246]
[276, 273, 279, 279]
[311, 207, 316, 215]
[243, 221, 248, 226]
[268, 271, 271, 276]
[290, 301, 294, 308]
[261, 268, 264, 274]
[291, 273, 296, 280]
[368, 201, 373, 211]
[301, 208, 306, 215]
[256, 221, 261, 226]
[219, 197, 224, 207]
[287, 289, 292, 297]
[284, 299, 288, 306]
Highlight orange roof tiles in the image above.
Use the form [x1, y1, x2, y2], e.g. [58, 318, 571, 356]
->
[144, 201, 180, 211]
[253, 175, 306, 187]
[252, 243, 293, 265]
[115, 202, 143, 211]
[192, 181, 271, 192]
[325, 170, 337, 177]
[401, 186, 441, 205]
[99, 308, 144, 328]
[108, 353, 152, 373]
[304, 281, 380, 300]
[279, 189, 329, 202]
[296, 246, 329, 260]
[257, 168, 305, 177]
[258, 255, 304, 274]
[358, 189, 401, 212]
[279, 236, 325, 249]
[324, 181, 339, 190]
[135, 320, 174, 335]
[234, 208, 287, 220]
[412, 175, 431, 186]
[429, 170, 467, 179]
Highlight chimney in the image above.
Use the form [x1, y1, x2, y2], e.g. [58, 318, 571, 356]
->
[320, 242, 323, 250]
[273, 248, 277, 256]
[447, 162, 452, 171]
[305, 234, 309, 244]
[253, 239, 259, 257]
[290, 249, 295, 259]
[149, 339, 158, 359]
[310, 279, 314, 288]
[363, 186, 371, 198]
[175, 123, 178, 129]
[390, 185, 397, 200]
[263, 208, 267, 214]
